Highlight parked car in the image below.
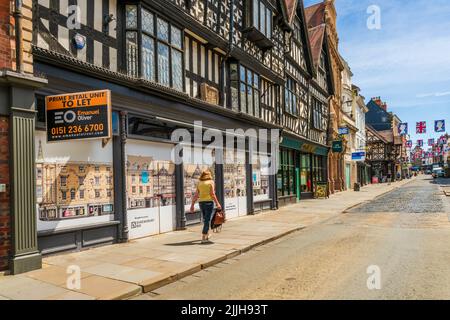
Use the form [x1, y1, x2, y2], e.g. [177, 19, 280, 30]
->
[425, 169, 432, 175]
[432, 168, 445, 178]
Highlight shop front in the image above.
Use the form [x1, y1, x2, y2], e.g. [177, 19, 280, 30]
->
[31, 61, 279, 255]
[278, 137, 328, 206]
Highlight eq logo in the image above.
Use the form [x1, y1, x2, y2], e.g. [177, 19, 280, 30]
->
[54, 110, 77, 124]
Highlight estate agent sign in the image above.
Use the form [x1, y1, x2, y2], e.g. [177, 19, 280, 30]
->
[46, 90, 112, 142]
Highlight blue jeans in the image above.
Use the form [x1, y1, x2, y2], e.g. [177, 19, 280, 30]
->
[199, 201, 214, 235]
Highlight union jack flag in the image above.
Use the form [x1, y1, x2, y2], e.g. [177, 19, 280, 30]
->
[406, 140, 413, 148]
[428, 139, 435, 146]
[416, 122, 426, 134]
[417, 140, 423, 147]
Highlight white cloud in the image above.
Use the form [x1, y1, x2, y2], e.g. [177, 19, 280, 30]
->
[416, 92, 450, 98]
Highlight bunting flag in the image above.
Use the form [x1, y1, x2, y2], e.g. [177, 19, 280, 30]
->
[416, 122, 427, 134]
[398, 123, 408, 135]
[406, 140, 413, 148]
[417, 140, 423, 147]
[428, 138, 435, 146]
[435, 120, 445, 133]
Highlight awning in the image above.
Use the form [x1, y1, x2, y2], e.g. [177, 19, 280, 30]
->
[281, 137, 329, 156]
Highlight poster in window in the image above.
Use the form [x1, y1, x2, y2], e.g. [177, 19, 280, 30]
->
[125, 139, 176, 238]
[253, 153, 270, 201]
[35, 131, 114, 232]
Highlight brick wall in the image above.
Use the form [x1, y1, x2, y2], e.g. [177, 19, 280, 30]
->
[0, 0, 34, 74]
[0, 0, 12, 70]
[0, 117, 10, 271]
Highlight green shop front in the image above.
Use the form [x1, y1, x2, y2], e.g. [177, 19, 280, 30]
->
[277, 137, 329, 207]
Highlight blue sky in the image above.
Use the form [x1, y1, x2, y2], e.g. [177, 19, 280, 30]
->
[304, 0, 450, 148]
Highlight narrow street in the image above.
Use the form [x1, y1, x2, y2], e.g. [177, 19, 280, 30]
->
[136, 176, 450, 300]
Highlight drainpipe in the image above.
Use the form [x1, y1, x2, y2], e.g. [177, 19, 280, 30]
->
[14, 0, 23, 73]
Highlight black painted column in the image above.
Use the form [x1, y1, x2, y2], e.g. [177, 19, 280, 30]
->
[175, 159, 186, 230]
[246, 142, 254, 215]
[270, 141, 279, 210]
[215, 147, 225, 209]
[117, 111, 129, 242]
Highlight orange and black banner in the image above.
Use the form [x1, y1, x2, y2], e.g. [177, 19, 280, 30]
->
[45, 90, 112, 142]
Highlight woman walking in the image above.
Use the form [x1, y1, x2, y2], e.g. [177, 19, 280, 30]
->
[190, 170, 222, 243]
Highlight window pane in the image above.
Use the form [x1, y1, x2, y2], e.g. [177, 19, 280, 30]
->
[125, 5, 138, 29]
[266, 8, 271, 38]
[254, 90, 260, 117]
[285, 89, 290, 112]
[254, 73, 259, 89]
[231, 81, 239, 112]
[247, 85, 253, 116]
[172, 50, 183, 91]
[240, 82, 247, 113]
[142, 35, 155, 81]
[126, 32, 138, 77]
[171, 26, 182, 49]
[142, 9, 154, 35]
[157, 43, 170, 86]
[240, 66, 246, 82]
[157, 18, 169, 41]
[247, 69, 252, 85]
[260, 3, 266, 35]
[253, 0, 259, 28]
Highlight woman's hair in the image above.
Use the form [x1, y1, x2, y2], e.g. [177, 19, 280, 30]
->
[199, 170, 213, 181]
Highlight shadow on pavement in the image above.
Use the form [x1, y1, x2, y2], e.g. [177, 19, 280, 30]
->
[164, 240, 215, 246]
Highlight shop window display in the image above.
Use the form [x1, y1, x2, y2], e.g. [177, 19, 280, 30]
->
[126, 155, 176, 211]
[223, 149, 248, 218]
[252, 153, 270, 201]
[35, 131, 115, 232]
[300, 153, 312, 193]
[125, 139, 176, 238]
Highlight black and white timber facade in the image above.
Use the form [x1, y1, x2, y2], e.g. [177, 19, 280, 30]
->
[30, 0, 334, 254]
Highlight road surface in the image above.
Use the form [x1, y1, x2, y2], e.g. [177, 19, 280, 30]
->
[135, 176, 450, 300]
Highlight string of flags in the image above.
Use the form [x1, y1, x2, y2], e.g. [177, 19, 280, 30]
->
[398, 120, 446, 135]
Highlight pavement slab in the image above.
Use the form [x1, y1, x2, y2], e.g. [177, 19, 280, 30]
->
[0, 277, 69, 300]
[25, 265, 91, 287]
[83, 263, 162, 285]
[71, 275, 141, 300]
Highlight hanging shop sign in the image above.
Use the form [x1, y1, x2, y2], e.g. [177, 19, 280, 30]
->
[46, 90, 112, 143]
[338, 127, 349, 135]
[352, 152, 366, 161]
[332, 141, 343, 153]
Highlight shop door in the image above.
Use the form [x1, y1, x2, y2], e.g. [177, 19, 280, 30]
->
[126, 140, 177, 240]
[345, 164, 351, 190]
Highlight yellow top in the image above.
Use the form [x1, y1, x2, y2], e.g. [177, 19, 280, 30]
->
[197, 180, 214, 202]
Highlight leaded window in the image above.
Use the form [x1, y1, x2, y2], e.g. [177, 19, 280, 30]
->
[125, 5, 184, 91]
[251, 0, 272, 39]
[312, 97, 326, 131]
[230, 62, 261, 117]
[285, 77, 298, 115]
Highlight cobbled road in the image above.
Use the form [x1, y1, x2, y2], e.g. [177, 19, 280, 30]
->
[135, 176, 450, 300]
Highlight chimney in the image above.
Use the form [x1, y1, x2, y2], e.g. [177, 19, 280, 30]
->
[371, 96, 382, 107]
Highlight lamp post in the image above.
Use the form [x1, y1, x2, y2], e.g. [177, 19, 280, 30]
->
[14, 0, 23, 73]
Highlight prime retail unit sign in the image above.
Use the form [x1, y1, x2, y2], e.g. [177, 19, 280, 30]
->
[46, 90, 112, 142]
